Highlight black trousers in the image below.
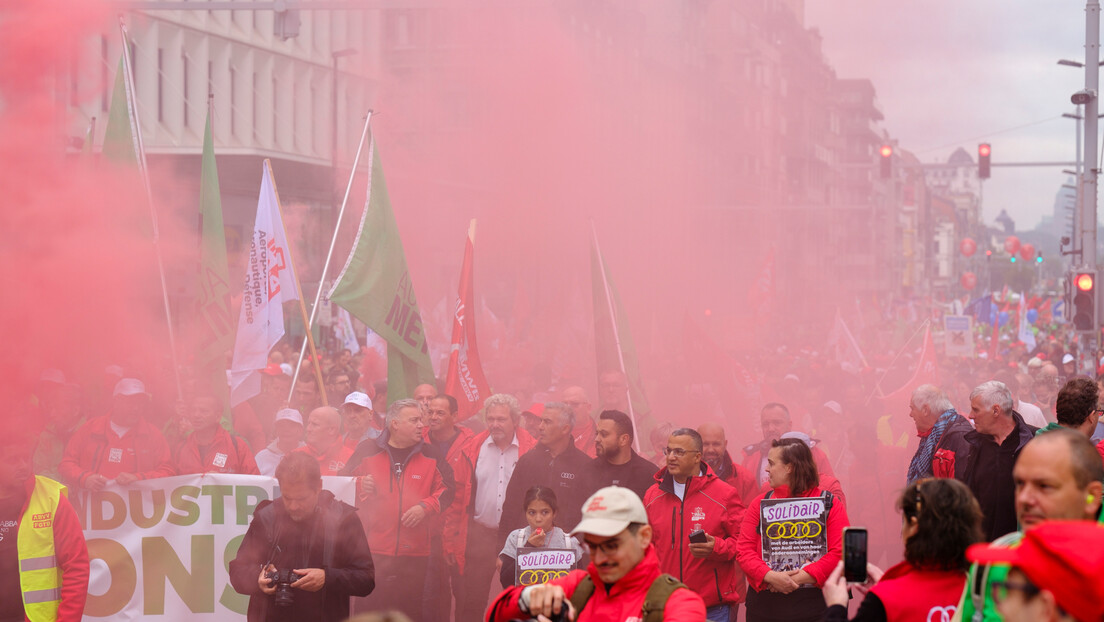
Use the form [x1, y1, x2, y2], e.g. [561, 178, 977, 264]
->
[745, 587, 826, 622]
[456, 520, 502, 622]
[353, 554, 429, 621]
[424, 535, 464, 621]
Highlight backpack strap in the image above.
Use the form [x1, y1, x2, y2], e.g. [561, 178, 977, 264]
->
[568, 574, 596, 616]
[757, 490, 774, 535]
[820, 489, 833, 512]
[642, 574, 688, 622]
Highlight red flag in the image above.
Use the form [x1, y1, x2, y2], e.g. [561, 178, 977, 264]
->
[445, 221, 492, 420]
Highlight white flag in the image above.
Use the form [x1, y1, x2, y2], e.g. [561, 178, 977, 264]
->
[334, 306, 361, 354]
[1017, 292, 1036, 351]
[228, 163, 299, 406]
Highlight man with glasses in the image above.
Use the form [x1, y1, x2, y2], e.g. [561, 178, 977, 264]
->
[956, 428, 1103, 622]
[1048, 378, 1103, 437]
[342, 398, 454, 620]
[486, 486, 707, 621]
[643, 428, 745, 622]
[967, 521, 1104, 622]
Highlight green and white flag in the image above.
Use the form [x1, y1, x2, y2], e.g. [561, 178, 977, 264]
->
[328, 139, 435, 402]
[102, 57, 136, 163]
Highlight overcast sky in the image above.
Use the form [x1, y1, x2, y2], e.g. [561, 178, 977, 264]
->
[806, 0, 1091, 231]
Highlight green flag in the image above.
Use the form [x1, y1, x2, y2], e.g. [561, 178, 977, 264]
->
[328, 139, 435, 403]
[102, 57, 136, 163]
[591, 230, 651, 447]
[195, 108, 234, 365]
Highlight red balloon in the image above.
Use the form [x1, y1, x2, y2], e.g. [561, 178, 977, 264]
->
[961, 272, 978, 290]
[1020, 243, 1036, 260]
[1004, 236, 1021, 255]
[960, 238, 977, 257]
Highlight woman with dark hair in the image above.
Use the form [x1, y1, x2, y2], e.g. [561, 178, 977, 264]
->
[821, 478, 983, 622]
[737, 438, 850, 622]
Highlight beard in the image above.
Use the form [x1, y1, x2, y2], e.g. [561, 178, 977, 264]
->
[703, 454, 723, 471]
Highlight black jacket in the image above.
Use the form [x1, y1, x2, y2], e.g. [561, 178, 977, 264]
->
[962, 410, 1038, 541]
[499, 443, 593, 542]
[228, 490, 375, 622]
[587, 450, 658, 500]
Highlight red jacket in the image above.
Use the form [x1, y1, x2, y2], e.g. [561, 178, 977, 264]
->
[425, 425, 476, 572]
[174, 427, 260, 475]
[459, 427, 537, 517]
[736, 485, 849, 591]
[755, 473, 847, 511]
[868, 561, 968, 622]
[643, 464, 747, 607]
[292, 441, 354, 476]
[486, 545, 706, 622]
[15, 476, 89, 622]
[346, 434, 455, 557]
[58, 414, 175, 487]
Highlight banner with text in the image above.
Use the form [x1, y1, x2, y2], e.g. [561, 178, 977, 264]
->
[515, 547, 576, 586]
[74, 474, 356, 621]
[759, 496, 828, 572]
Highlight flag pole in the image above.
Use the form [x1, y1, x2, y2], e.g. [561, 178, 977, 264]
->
[289, 112, 373, 398]
[863, 318, 932, 406]
[119, 17, 183, 399]
[262, 160, 329, 406]
[591, 222, 641, 452]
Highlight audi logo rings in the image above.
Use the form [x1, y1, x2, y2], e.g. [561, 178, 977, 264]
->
[764, 520, 823, 539]
[518, 569, 570, 585]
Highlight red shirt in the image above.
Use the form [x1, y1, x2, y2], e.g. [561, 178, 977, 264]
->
[293, 442, 354, 476]
[175, 427, 260, 475]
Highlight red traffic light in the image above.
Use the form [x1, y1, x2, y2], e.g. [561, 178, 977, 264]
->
[1076, 273, 1094, 291]
[879, 145, 893, 158]
[978, 144, 991, 157]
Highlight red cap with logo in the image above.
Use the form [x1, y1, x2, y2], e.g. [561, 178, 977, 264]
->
[967, 521, 1104, 622]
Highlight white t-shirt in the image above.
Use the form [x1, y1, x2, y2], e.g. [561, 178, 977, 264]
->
[1018, 400, 1048, 429]
[673, 479, 687, 501]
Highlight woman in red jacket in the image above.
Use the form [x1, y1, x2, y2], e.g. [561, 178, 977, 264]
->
[820, 478, 982, 622]
[737, 438, 849, 622]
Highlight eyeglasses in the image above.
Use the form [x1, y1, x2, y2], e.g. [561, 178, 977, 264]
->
[662, 447, 701, 458]
[583, 536, 626, 556]
[991, 580, 1040, 603]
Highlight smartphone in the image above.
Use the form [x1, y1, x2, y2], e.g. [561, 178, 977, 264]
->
[688, 528, 708, 544]
[843, 527, 868, 583]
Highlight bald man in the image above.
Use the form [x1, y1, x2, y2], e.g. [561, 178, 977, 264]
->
[562, 385, 597, 457]
[294, 406, 355, 475]
[698, 422, 759, 506]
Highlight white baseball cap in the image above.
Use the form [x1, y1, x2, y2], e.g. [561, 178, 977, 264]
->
[1062, 353, 1075, 365]
[781, 431, 817, 449]
[113, 378, 149, 397]
[343, 392, 372, 409]
[570, 486, 648, 537]
[274, 408, 304, 426]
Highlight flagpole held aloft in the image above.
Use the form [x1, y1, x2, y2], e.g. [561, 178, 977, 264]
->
[590, 221, 640, 453]
[260, 160, 328, 407]
[290, 111, 372, 398]
[119, 17, 183, 399]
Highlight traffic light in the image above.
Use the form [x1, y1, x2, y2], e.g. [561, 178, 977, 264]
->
[1036, 253, 1043, 264]
[1010, 256, 1016, 263]
[1072, 270, 1096, 331]
[978, 143, 991, 179]
[879, 145, 892, 179]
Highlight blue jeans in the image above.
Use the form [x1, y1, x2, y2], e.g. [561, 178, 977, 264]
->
[707, 603, 733, 622]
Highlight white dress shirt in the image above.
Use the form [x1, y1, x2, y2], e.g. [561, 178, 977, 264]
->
[473, 433, 520, 528]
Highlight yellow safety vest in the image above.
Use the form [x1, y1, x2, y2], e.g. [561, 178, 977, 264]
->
[17, 475, 65, 622]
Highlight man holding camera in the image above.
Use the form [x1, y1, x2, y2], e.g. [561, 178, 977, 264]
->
[229, 452, 375, 622]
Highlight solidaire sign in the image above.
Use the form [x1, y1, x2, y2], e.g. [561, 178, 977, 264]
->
[73, 473, 355, 620]
[516, 547, 575, 587]
[759, 497, 828, 574]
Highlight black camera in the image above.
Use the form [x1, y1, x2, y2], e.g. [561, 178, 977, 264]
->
[265, 569, 303, 607]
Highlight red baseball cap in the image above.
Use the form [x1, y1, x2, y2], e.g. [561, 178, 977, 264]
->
[967, 521, 1104, 622]
[261, 363, 283, 376]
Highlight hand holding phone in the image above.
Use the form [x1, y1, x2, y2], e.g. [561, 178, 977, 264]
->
[842, 527, 868, 583]
[688, 528, 708, 544]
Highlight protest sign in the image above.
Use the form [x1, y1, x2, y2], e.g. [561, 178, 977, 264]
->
[515, 547, 576, 586]
[759, 496, 828, 572]
[73, 473, 355, 620]
[944, 315, 974, 357]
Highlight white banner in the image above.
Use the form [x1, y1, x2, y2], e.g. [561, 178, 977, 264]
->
[943, 315, 974, 357]
[75, 473, 356, 620]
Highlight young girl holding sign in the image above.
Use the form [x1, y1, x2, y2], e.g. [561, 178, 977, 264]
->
[498, 486, 585, 588]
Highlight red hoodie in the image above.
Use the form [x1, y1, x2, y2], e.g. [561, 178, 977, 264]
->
[485, 545, 706, 622]
[424, 425, 475, 572]
[735, 485, 849, 591]
[643, 463, 747, 607]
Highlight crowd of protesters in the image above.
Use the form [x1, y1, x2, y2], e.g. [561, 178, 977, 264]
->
[7, 323, 1104, 622]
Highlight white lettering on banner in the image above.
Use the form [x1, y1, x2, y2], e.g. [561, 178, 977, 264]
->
[72, 473, 355, 621]
[762, 499, 824, 522]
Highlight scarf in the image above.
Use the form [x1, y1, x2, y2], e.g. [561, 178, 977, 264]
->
[907, 409, 958, 484]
